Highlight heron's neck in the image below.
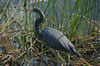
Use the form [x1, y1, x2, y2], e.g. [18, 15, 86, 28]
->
[35, 20, 40, 36]
[35, 17, 43, 37]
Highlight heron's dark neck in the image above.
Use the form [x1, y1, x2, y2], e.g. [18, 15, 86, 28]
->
[35, 14, 44, 37]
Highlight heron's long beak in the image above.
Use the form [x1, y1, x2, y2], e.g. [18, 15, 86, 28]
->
[27, 9, 46, 22]
[26, 9, 33, 12]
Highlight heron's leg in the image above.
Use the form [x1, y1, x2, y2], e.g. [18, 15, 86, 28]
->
[50, 50, 59, 66]
[48, 49, 65, 66]
[57, 52, 64, 62]
[68, 55, 71, 66]
[57, 52, 66, 66]
[48, 48, 58, 65]
[56, 52, 59, 66]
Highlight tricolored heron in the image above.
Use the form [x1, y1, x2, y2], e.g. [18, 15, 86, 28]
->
[27, 8, 91, 66]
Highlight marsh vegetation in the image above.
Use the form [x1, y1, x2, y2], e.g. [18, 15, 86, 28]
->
[0, 0, 100, 65]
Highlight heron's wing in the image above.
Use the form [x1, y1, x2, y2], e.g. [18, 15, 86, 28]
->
[40, 27, 79, 56]
[40, 27, 66, 51]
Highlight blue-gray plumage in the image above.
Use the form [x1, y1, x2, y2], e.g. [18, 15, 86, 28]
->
[28, 8, 79, 57]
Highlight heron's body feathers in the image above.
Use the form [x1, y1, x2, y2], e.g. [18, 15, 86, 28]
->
[40, 27, 79, 57]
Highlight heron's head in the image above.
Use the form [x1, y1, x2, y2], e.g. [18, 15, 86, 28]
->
[27, 8, 45, 21]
